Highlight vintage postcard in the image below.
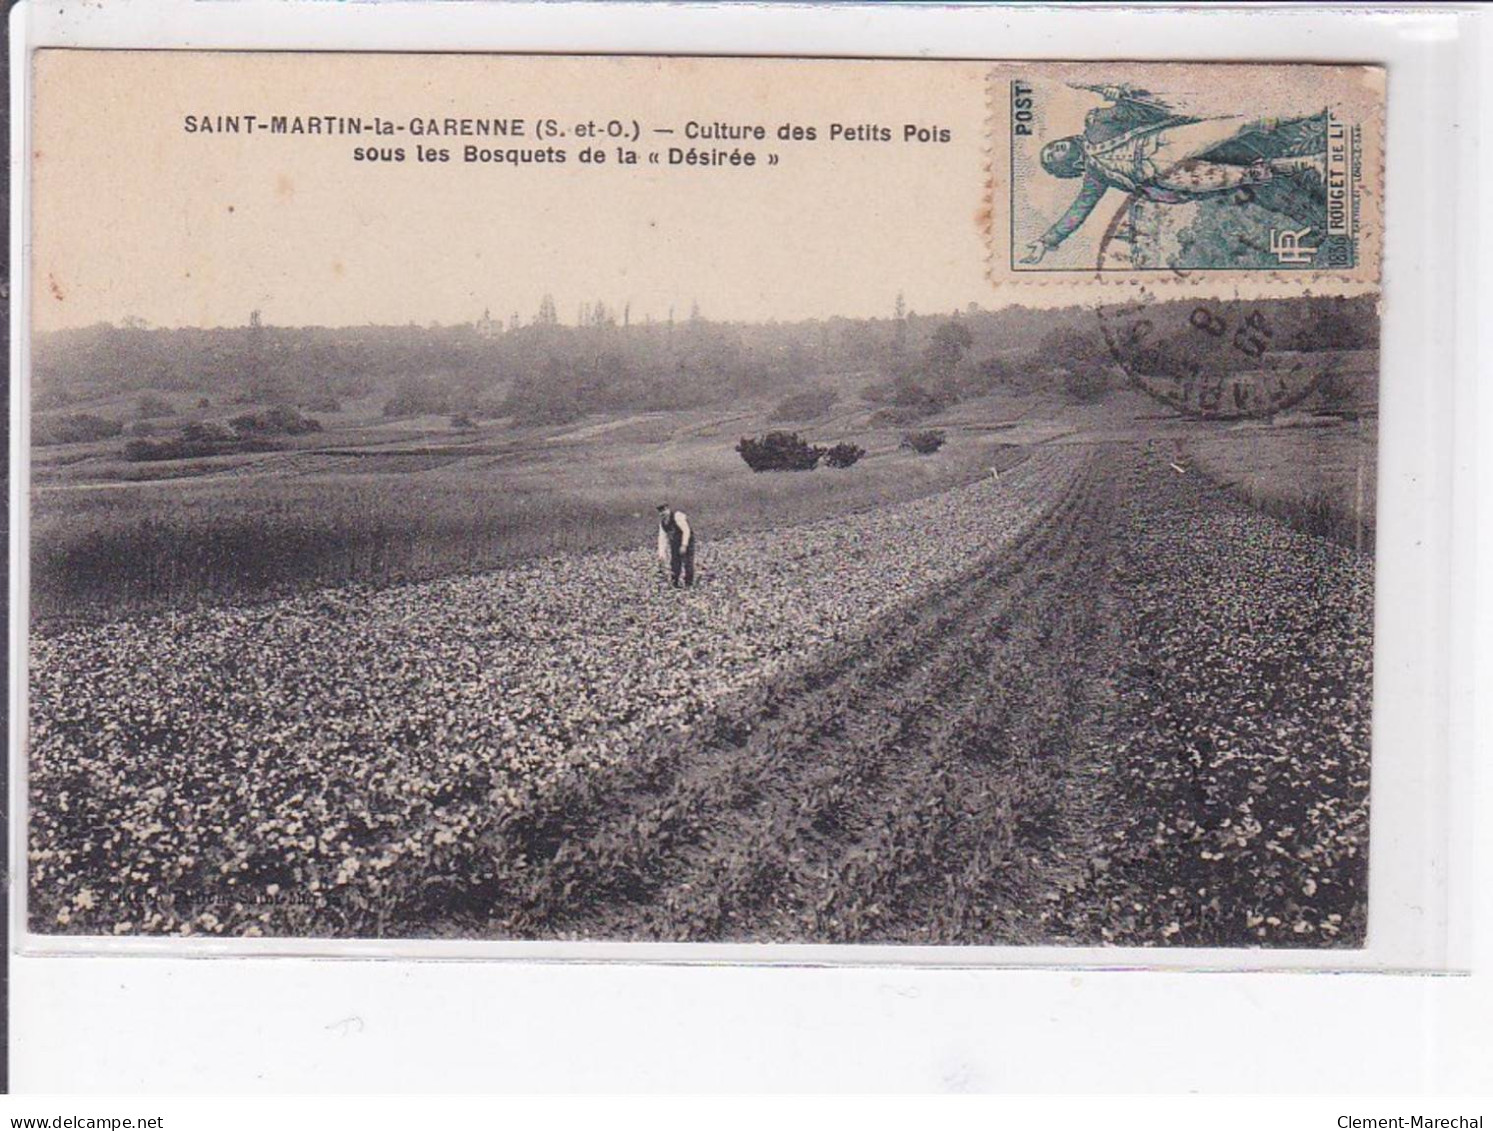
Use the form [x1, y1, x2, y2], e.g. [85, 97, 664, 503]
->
[990, 61, 1384, 280]
[23, 51, 1379, 948]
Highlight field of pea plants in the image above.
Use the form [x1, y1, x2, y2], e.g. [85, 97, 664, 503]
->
[28, 441, 1373, 946]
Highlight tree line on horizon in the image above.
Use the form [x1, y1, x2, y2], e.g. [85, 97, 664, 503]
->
[32, 294, 1378, 429]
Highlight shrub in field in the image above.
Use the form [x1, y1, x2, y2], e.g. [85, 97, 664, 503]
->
[123, 438, 176, 462]
[869, 405, 936, 428]
[181, 420, 238, 445]
[1033, 327, 1113, 403]
[383, 376, 453, 419]
[136, 393, 177, 420]
[824, 442, 866, 469]
[470, 396, 511, 421]
[1062, 364, 1109, 404]
[33, 413, 123, 446]
[123, 434, 283, 462]
[33, 387, 80, 413]
[900, 429, 946, 455]
[122, 438, 165, 461]
[736, 431, 826, 472]
[769, 388, 838, 423]
[502, 373, 592, 425]
[890, 378, 947, 411]
[966, 354, 1019, 394]
[1314, 371, 1360, 416]
[509, 396, 586, 426]
[229, 406, 323, 436]
[450, 413, 477, 430]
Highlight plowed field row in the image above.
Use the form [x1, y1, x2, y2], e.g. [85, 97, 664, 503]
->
[28, 444, 1372, 945]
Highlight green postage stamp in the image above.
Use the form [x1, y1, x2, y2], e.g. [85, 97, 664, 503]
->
[991, 61, 1384, 281]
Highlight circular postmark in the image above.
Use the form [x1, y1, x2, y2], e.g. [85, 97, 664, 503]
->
[1092, 193, 1333, 421]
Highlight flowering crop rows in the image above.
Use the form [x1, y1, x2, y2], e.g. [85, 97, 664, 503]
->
[30, 449, 1084, 936]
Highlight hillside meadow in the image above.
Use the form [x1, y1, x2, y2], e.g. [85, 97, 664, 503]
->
[30, 392, 1036, 624]
[28, 298, 1379, 624]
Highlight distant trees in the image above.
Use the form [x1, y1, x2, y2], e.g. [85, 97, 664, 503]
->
[28, 295, 1379, 438]
[245, 308, 290, 403]
[925, 320, 974, 373]
[383, 376, 455, 419]
[863, 318, 975, 422]
[1291, 302, 1374, 352]
[1036, 328, 1112, 404]
[502, 358, 588, 426]
[965, 354, 1018, 396]
[500, 322, 748, 425]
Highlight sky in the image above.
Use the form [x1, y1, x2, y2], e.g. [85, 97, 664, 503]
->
[31, 52, 1002, 332]
[31, 52, 1380, 333]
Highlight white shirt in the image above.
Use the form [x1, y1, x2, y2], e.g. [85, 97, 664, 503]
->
[658, 511, 692, 560]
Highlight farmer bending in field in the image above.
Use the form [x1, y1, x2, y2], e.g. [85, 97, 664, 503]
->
[656, 503, 696, 588]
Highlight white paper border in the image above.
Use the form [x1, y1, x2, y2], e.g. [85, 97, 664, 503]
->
[7, 0, 1487, 1092]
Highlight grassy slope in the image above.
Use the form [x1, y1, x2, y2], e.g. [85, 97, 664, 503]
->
[29, 367, 1378, 624]
[1180, 417, 1377, 552]
[30, 390, 1030, 624]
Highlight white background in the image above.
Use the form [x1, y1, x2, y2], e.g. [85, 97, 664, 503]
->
[8, 0, 1490, 1093]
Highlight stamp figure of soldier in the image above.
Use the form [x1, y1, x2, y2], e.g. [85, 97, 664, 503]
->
[1012, 81, 1342, 272]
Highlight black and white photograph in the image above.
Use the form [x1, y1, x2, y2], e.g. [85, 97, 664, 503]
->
[22, 51, 1382, 950]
